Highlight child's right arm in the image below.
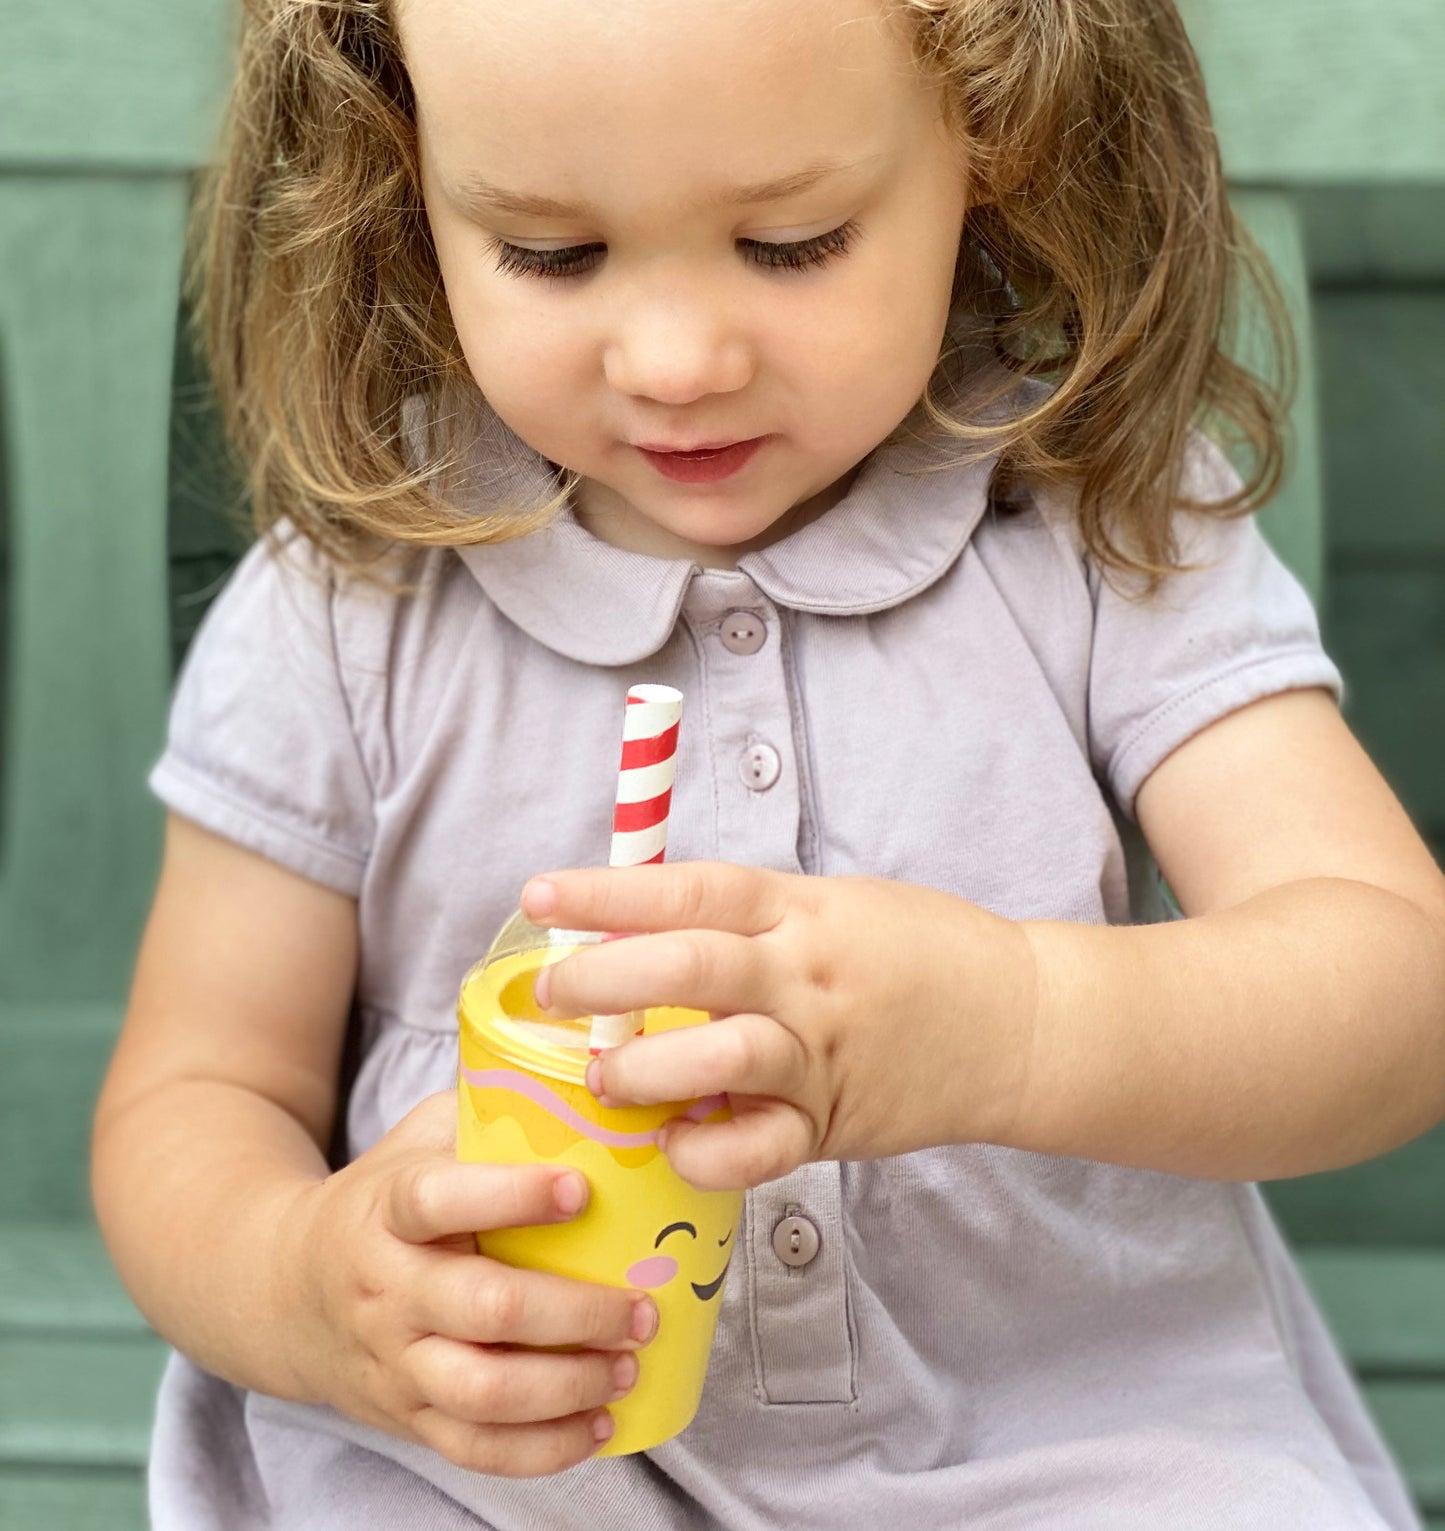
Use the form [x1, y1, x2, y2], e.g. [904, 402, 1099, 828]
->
[92, 812, 654, 1476]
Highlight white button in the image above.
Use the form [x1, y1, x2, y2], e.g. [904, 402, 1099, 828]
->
[772, 1214, 821, 1268]
[720, 611, 767, 655]
[739, 743, 781, 791]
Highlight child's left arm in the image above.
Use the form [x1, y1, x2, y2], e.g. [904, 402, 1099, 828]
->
[523, 687, 1445, 1190]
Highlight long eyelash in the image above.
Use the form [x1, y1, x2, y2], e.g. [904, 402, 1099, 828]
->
[488, 240, 607, 283]
[486, 218, 860, 284]
[740, 218, 859, 271]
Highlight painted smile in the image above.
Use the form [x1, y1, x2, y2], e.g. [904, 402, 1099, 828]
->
[630, 1218, 738, 1299]
[691, 1261, 731, 1302]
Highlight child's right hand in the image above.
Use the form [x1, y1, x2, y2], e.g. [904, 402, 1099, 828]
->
[272, 1090, 657, 1477]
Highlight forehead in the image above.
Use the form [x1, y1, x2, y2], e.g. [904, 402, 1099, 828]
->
[397, 0, 931, 210]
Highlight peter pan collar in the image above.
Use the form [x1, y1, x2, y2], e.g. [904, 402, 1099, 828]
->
[401, 372, 998, 664]
[450, 425, 997, 667]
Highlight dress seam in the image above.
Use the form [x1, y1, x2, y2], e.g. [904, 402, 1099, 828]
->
[152, 751, 370, 872]
[1109, 645, 1335, 799]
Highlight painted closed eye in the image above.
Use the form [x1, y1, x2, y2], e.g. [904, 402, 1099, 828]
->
[624, 1220, 698, 1290]
[653, 1221, 698, 1247]
[486, 220, 859, 284]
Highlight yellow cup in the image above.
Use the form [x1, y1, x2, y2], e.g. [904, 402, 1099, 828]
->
[457, 944, 744, 1455]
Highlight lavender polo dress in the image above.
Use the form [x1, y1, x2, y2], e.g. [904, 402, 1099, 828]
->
[143, 421, 1422, 1530]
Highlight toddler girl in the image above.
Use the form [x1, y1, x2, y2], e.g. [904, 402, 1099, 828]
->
[92, 0, 1445, 1526]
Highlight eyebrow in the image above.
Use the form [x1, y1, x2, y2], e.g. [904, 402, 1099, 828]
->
[449, 154, 883, 221]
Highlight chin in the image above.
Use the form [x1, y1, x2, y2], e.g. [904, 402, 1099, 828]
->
[672, 513, 785, 548]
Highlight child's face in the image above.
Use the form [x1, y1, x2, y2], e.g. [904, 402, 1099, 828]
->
[401, 0, 969, 568]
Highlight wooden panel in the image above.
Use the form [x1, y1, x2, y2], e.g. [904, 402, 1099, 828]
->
[0, 1336, 163, 1467]
[0, 1223, 151, 1337]
[0, 1467, 147, 1531]
[1316, 294, 1445, 555]
[1325, 567, 1445, 846]
[0, 1, 235, 173]
[1296, 1249, 1445, 1373]
[167, 305, 251, 673]
[1364, 1381, 1445, 1515]
[0, 1225, 159, 1518]
[0, 1009, 121, 1220]
[1230, 193, 1323, 601]
[1302, 188, 1445, 285]
[1181, 0, 1445, 183]
[1265, 1124, 1445, 1247]
[0, 177, 184, 1003]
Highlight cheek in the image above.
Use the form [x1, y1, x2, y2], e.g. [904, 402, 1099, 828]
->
[625, 1255, 679, 1289]
[426, 229, 542, 384]
[788, 282, 928, 409]
[458, 312, 584, 450]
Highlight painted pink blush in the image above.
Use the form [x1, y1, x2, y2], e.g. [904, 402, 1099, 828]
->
[626, 1255, 678, 1289]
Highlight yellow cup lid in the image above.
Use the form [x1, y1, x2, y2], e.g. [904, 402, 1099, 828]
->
[458, 949, 595, 1084]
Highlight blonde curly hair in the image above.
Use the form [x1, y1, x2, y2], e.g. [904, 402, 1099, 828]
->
[187, 0, 1294, 588]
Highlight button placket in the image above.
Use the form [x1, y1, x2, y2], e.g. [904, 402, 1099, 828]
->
[684, 575, 802, 876]
[746, 1166, 855, 1405]
[682, 575, 850, 1404]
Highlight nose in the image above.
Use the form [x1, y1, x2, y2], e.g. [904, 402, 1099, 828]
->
[603, 279, 753, 405]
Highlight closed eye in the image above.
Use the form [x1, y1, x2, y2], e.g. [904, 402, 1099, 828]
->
[486, 220, 859, 285]
[655, 1221, 698, 1248]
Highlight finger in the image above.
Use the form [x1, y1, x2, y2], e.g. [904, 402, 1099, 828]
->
[521, 860, 792, 940]
[412, 1405, 614, 1478]
[590, 1013, 807, 1107]
[405, 1333, 638, 1426]
[539, 928, 771, 1020]
[385, 1158, 590, 1246]
[417, 1258, 658, 1353]
[664, 1101, 815, 1191]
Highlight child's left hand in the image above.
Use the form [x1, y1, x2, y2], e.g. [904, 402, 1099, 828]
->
[519, 864, 1037, 1191]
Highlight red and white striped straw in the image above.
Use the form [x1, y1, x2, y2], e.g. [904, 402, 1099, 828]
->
[589, 685, 683, 1052]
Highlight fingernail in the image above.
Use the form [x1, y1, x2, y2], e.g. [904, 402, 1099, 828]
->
[585, 1057, 604, 1097]
[630, 1296, 659, 1345]
[591, 1410, 615, 1446]
[533, 965, 552, 1009]
[553, 1172, 586, 1216]
[611, 1353, 639, 1397]
[523, 878, 557, 919]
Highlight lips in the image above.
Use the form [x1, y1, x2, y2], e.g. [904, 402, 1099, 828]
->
[637, 437, 767, 483]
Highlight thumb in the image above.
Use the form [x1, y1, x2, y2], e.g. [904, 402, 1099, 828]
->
[379, 1092, 592, 1246]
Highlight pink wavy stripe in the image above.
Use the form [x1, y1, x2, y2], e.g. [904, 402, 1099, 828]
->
[461, 1067, 726, 1148]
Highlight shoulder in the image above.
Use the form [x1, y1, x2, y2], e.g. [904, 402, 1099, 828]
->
[993, 427, 1258, 602]
[185, 521, 490, 743]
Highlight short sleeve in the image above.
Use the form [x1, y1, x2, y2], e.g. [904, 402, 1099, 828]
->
[1088, 436, 1343, 820]
[147, 528, 376, 894]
